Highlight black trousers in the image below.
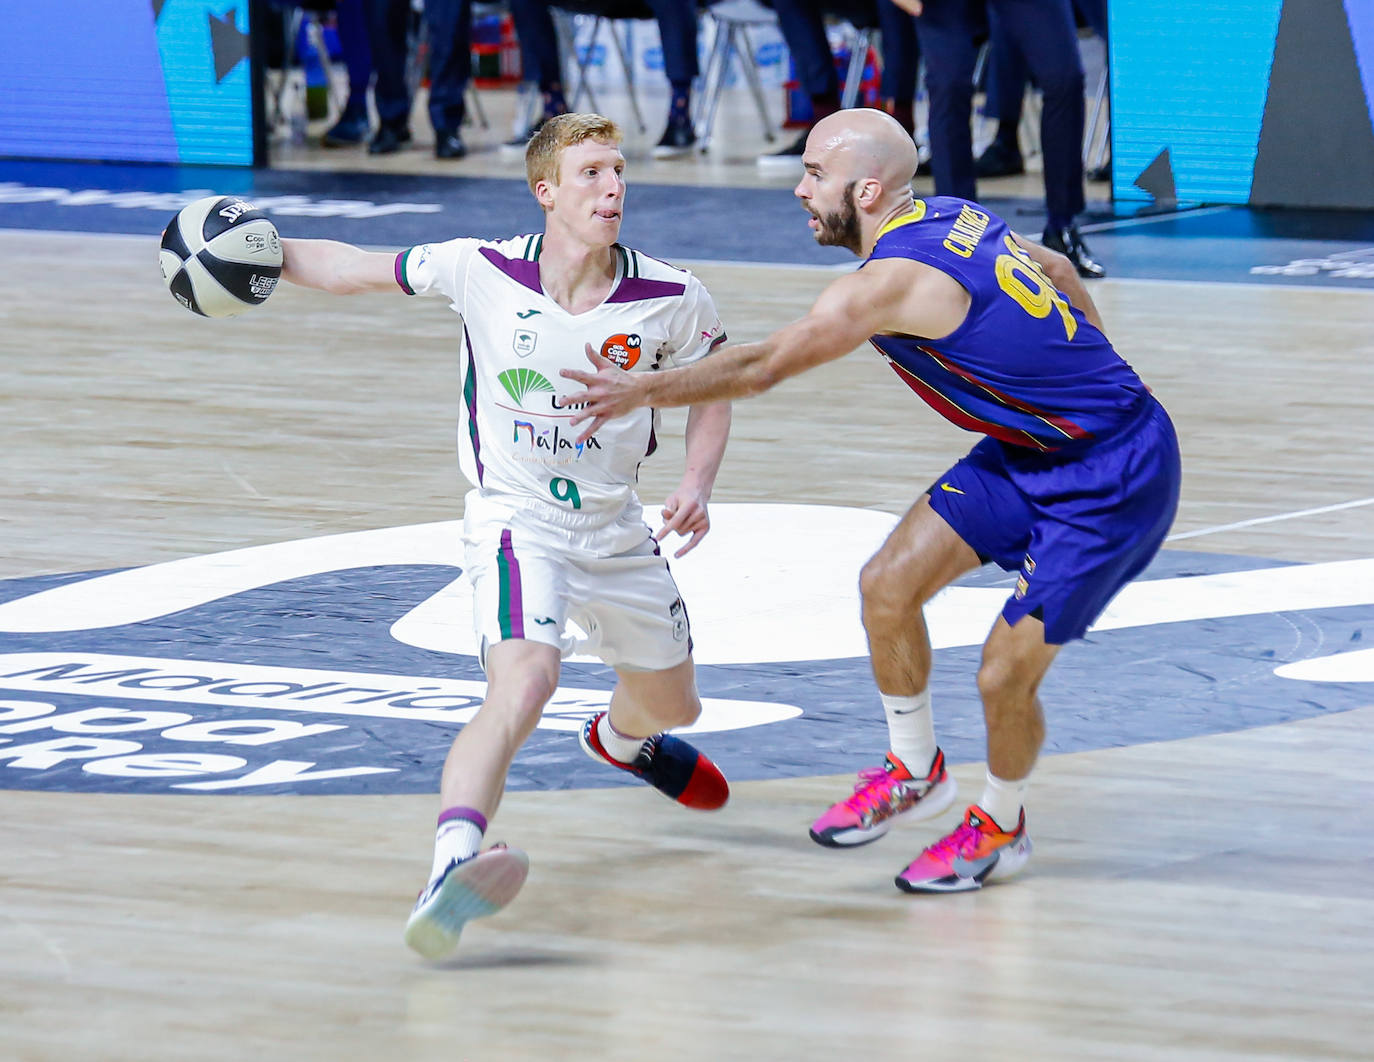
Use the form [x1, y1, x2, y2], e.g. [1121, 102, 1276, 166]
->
[365, 0, 471, 132]
[509, 1, 699, 89]
[916, 0, 1085, 221]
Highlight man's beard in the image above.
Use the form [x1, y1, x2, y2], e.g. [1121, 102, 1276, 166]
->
[814, 181, 862, 254]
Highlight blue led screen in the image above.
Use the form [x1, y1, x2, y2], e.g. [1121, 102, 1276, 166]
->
[1112, 0, 1374, 209]
[0, 1, 253, 166]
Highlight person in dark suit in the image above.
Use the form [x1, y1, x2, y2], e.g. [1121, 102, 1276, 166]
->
[977, 0, 1108, 185]
[889, 0, 1105, 277]
[758, 0, 880, 165]
[876, 0, 922, 140]
[364, 0, 473, 158]
[507, 1, 703, 157]
[311, 0, 378, 147]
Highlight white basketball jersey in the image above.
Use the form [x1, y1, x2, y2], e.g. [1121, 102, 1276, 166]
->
[396, 234, 725, 532]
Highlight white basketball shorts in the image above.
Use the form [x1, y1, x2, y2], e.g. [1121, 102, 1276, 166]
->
[462, 497, 692, 672]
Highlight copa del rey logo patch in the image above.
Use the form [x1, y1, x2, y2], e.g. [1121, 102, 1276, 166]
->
[599, 332, 640, 369]
[0, 505, 1369, 796]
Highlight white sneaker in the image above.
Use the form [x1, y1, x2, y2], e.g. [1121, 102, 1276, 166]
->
[403, 845, 529, 959]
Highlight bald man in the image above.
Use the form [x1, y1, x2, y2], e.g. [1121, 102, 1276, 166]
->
[562, 109, 1181, 895]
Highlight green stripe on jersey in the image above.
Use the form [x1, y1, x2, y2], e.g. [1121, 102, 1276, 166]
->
[495, 543, 513, 639]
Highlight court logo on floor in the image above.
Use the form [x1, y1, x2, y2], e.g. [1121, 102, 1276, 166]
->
[0, 504, 1369, 795]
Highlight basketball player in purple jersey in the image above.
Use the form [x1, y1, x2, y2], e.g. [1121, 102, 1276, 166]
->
[279, 114, 733, 956]
[564, 108, 1181, 894]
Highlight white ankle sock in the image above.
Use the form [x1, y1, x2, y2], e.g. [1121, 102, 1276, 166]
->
[598, 712, 646, 764]
[978, 771, 1029, 832]
[430, 809, 485, 880]
[880, 690, 937, 775]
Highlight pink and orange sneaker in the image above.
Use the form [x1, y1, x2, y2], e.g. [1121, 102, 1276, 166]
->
[894, 804, 1032, 893]
[808, 748, 957, 848]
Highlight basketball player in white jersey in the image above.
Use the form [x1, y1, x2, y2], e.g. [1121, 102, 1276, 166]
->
[277, 113, 733, 959]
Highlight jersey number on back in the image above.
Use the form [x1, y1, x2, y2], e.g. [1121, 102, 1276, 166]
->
[994, 236, 1078, 342]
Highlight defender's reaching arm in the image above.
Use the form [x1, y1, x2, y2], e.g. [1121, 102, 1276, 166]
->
[561, 256, 966, 440]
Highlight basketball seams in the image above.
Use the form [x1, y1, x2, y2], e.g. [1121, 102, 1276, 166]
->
[159, 195, 282, 319]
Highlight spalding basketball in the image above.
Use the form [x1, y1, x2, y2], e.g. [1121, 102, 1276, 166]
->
[159, 195, 282, 318]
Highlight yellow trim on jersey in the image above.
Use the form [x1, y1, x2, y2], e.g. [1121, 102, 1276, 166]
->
[876, 200, 929, 242]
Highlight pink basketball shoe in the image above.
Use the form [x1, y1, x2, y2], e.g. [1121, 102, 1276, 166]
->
[809, 748, 957, 848]
[895, 804, 1032, 893]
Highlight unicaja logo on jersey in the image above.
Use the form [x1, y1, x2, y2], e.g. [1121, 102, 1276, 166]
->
[498, 368, 554, 408]
[600, 333, 641, 369]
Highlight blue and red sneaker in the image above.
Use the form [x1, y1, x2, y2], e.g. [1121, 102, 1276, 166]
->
[579, 711, 729, 810]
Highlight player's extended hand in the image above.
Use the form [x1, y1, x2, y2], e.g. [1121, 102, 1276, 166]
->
[560, 344, 649, 445]
[889, 0, 923, 14]
[657, 487, 711, 557]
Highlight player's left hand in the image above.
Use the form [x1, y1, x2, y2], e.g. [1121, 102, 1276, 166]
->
[657, 488, 711, 557]
[560, 344, 648, 445]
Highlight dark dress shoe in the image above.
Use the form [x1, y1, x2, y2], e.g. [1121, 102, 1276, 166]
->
[503, 125, 540, 151]
[1042, 223, 1106, 279]
[367, 124, 411, 155]
[434, 129, 467, 159]
[321, 110, 368, 147]
[652, 114, 696, 158]
[975, 139, 1025, 177]
[756, 128, 809, 167]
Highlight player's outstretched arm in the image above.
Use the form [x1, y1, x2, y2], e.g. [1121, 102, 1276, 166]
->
[1013, 232, 1107, 334]
[281, 238, 400, 295]
[560, 268, 898, 440]
[658, 400, 732, 557]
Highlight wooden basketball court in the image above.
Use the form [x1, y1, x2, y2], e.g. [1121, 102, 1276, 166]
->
[2, 90, 1373, 1060]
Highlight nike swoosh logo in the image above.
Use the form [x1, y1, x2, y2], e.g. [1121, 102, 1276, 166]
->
[939, 483, 965, 495]
[517, 309, 541, 319]
[951, 852, 999, 878]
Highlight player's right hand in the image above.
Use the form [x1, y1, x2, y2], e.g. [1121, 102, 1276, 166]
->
[656, 488, 711, 558]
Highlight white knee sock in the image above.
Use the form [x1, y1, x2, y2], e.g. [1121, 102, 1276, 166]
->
[598, 712, 646, 764]
[430, 807, 486, 880]
[881, 690, 937, 775]
[978, 771, 1029, 832]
